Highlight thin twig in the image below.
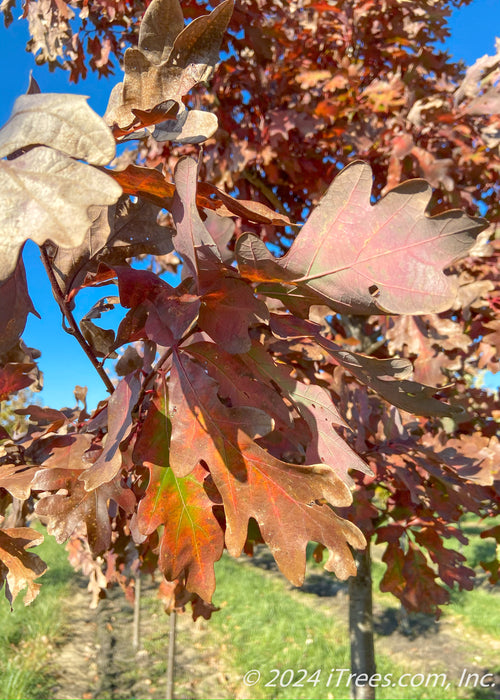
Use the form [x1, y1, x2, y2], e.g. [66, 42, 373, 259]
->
[39, 245, 116, 395]
[135, 346, 174, 412]
[241, 168, 301, 233]
[133, 319, 199, 414]
[132, 568, 141, 652]
[166, 610, 177, 700]
[363, 338, 386, 356]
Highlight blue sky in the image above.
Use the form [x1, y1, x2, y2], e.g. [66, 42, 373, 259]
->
[0, 1, 499, 410]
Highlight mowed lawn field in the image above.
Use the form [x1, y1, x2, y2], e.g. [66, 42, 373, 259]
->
[0, 518, 498, 700]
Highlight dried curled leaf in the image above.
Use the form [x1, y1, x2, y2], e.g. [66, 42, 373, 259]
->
[104, 0, 233, 133]
[150, 108, 219, 144]
[0, 90, 121, 293]
[0, 147, 122, 279]
[109, 162, 290, 226]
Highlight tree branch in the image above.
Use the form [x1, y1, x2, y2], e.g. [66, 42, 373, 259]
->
[39, 245, 116, 395]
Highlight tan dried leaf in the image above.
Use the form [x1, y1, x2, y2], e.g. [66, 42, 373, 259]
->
[0, 93, 116, 165]
[0, 147, 122, 279]
[104, 0, 233, 130]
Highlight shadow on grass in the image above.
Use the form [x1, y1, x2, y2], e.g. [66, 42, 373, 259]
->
[373, 608, 438, 638]
[248, 546, 348, 597]
[246, 545, 443, 641]
[299, 572, 347, 597]
[471, 669, 500, 699]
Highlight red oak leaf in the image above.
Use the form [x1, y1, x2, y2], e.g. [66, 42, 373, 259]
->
[168, 351, 365, 585]
[380, 541, 449, 616]
[236, 162, 486, 315]
[80, 372, 141, 491]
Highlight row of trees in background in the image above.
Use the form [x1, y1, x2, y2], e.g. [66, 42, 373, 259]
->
[0, 0, 499, 697]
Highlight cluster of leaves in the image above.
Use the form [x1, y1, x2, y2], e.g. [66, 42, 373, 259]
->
[0, 0, 499, 618]
[16, 0, 498, 222]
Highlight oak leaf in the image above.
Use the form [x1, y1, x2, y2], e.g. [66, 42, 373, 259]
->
[104, 0, 233, 131]
[134, 381, 224, 601]
[51, 198, 174, 298]
[131, 107, 219, 144]
[236, 341, 371, 484]
[0, 362, 37, 401]
[0, 464, 41, 500]
[32, 434, 136, 554]
[0, 147, 121, 279]
[380, 541, 449, 616]
[0, 93, 116, 164]
[15, 405, 68, 433]
[115, 346, 143, 376]
[80, 373, 142, 491]
[110, 162, 291, 226]
[198, 277, 269, 354]
[0, 527, 46, 606]
[236, 161, 487, 315]
[171, 156, 223, 284]
[197, 180, 291, 226]
[454, 39, 500, 115]
[168, 352, 365, 585]
[0, 92, 121, 280]
[185, 341, 292, 431]
[414, 527, 475, 591]
[386, 315, 470, 386]
[202, 210, 235, 264]
[0, 257, 39, 355]
[110, 266, 200, 348]
[269, 313, 464, 418]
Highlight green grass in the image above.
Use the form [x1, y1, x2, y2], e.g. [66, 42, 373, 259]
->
[211, 555, 349, 700]
[0, 527, 74, 700]
[210, 555, 468, 700]
[448, 586, 500, 638]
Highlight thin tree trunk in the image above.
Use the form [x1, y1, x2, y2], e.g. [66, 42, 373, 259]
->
[349, 541, 376, 700]
[133, 568, 141, 652]
[166, 610, 177, 700]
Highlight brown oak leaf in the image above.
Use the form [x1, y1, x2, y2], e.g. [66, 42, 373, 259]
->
[0, 527, 46, 606]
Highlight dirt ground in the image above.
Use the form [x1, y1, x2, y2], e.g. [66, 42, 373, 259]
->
[49, 576, 241, 700]
[48, 556, 500, 700]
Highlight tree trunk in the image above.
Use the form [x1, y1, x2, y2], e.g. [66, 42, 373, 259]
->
[133, 568, 141, 652]
[166, 609, 177, 700]
[349, 541, 376, 700]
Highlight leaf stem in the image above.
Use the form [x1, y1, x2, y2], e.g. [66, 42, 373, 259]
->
[142, 346, 174, 394]
[39, 245, 116, 395]
[133, 319, 199, 414]
[242, 168, 300, 233]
